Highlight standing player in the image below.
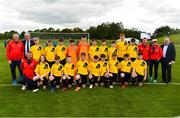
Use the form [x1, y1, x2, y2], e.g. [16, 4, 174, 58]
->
[44, 39, 55, 68]
[49, 56, 64, 91]
[108, 41, 117, 60]
[127, 38, 138, 62]
[75, 53, 90, 91]
[67, 39, 78, 65]
[77, 36, 90, 61]
[30, 37, 43, 61]
[89, 55, 101, 89]
[99, 39, 108, 60]
[55, 39, 67, 66]
[33, 55, 50, 90]
[109, 53, 119, 88]
[116, 33, 128, 62]
[99, 54, 109, 87]
[63, 56, 75, 88]
[132, 53, 147, 87]
[119, 54, 132, 88]
[89, 39, 100, 61]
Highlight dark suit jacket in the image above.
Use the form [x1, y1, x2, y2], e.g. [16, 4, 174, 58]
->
[161, 43, 176, 62]
[22, 39, 35, 47]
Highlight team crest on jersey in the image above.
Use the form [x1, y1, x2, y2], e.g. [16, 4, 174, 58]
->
[61, 47, 65, 51]
[95, 47, 99, 52]
[83, 62, 88, 68]
[133, 47, 137, 51]
[103, 62, 107, 67]
[44, 64, 48, 69]
[58, 66, 63, 71]
[51, 48, 55, 52]
[115, 62, 119, 66]
[38, 46, 42, 51]
[71, 64, 75, 69]
[141, 62, 145, 66]
[105, 47, 108, 52]
[127, 62, 131, 66]
[96, 64, 100, 69]
[124, 42, 127, 46]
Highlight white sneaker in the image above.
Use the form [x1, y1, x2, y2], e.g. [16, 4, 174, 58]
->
[89, 84, 93, 89]
[110, 85, 113, 89]
[32, 88, 39, 93]
[153, 80, 157, 83]
[21, 85, 26, 91]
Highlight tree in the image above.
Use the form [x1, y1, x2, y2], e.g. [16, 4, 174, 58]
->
[153, 26, 173, 38]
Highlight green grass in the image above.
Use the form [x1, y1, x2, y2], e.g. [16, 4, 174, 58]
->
[157, 34, 180, 45]
[0, 39, 180, 117]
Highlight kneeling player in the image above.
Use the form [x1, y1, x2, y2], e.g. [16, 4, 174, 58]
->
[75, 53, 90, 91]
[49, 56, 64, 91]
[131, 53, 147, 87]
[119, 54, 132, 88]
[63, 56, 75, 88]
[109, 53, 119, 88]
[99, 54, 109, 87]
[33, 55, 50, 90]
[89, 55, 101, 89]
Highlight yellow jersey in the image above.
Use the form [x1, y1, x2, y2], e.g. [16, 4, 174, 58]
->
[109, 59, 119, 74]
[44, 46, 55, 62]
[116, 40, 128, 58]
[51, 63, 64, 77]
[100, 61, 109, 76]
[30, 45, 43, 61]
[127, 45, 138, 58]
[89, 46, 100, 60]
[119, 60, 132, 73]
[55, 45, 67, 61]
[132, 59, 147, 76]
[108, 47, 117, 60]
[34, 62, 50, 78]
[90, 61, 101, 77]
[77, 60, 89, 75]
[99, 46, 108, 58]
[64, 63, 75, 76]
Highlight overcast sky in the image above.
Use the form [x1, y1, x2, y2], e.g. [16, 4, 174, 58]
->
[0, 0, 179, 33]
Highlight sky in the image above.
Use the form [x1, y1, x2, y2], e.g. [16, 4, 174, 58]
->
[0, 0, 180, 33]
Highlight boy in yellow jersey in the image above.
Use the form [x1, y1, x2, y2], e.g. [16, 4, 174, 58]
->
[63, 56, 75, 88]
[89, 39, 100, 61]
[99, 54, 109, 88]
[30, 37, 43, 61]
[75, 52, 90, 92]
[127, 38, 138, 62]
[34, 55, 50, 89]
[119, 54, 132, 88]
[44, 39, 55, 68]
[109, 53, 119, 88]
[99, 39, 108, 60]
[116, 33, 128, 62]
[108, 41, 117, 61]
[132, 52, 147, 87]
[55, 39, 67, 66]
[49, 56, 64, 92]
[89, 55, 101, 89]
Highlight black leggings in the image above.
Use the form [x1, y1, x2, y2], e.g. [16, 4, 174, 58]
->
[149, 60, 159, 80]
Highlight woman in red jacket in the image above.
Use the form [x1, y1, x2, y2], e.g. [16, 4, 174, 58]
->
[21, 52, 38, 92]
[149, 39, 163, 83]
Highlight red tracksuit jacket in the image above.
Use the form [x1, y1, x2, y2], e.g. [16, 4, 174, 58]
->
[138, 43, 150, 60]
[21, 59, 38, 80]
[6, 40, 24, 61]
[149, 44, 163, 60]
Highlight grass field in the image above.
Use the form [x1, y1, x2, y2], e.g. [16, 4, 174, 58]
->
[0, 38, 180, 117]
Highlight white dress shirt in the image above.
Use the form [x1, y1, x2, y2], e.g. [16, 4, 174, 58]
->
[163, 45, 168, 58]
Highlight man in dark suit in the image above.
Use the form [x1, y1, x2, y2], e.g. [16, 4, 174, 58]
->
[161, 37, 176, 84]
[22, 33, 35, 56]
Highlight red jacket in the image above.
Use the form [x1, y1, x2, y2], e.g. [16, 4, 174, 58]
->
[149, 44, 163, 60]
[138, 43, 150, 60]
[21, 59, 38, 80]
[6, 40, 24, 61]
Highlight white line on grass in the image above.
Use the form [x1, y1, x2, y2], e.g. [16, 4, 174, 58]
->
[0, 83, 180, 87]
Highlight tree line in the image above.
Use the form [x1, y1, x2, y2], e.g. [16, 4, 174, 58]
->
[0, 22, 180, 40]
